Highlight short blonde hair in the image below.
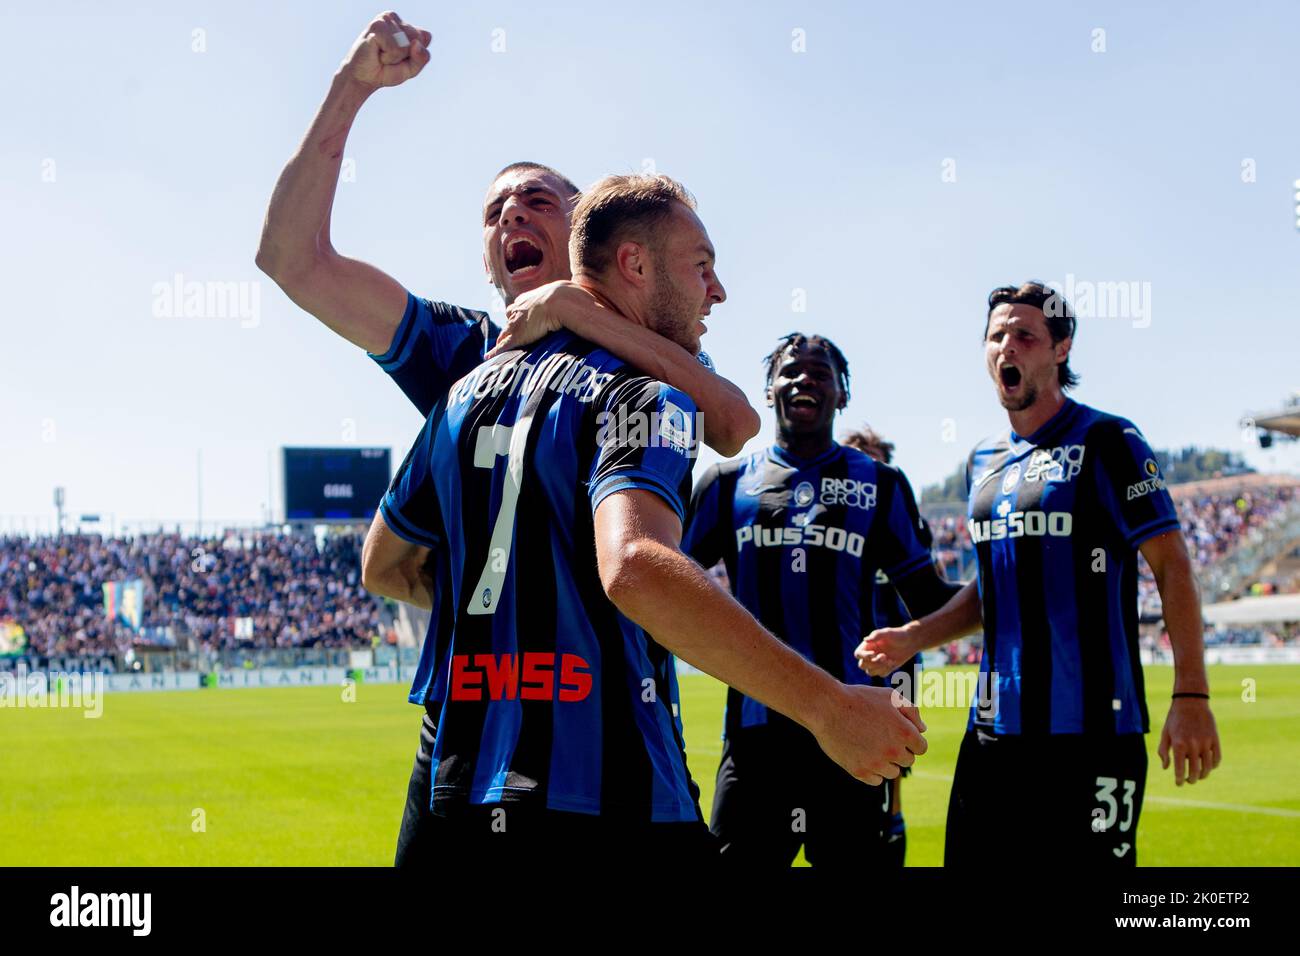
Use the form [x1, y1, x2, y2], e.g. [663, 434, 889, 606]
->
[569, 174, 696, 276]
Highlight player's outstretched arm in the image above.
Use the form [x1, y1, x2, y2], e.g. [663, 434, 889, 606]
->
[894, 565, 965, 623]
[595, 488, 927, 785]
[489, 281, 761, 455]
[255, 12, 432, 354]
[856, 578, 982, 677]
[1142, 529, 1221, 786]
[361, 511, 435, 610]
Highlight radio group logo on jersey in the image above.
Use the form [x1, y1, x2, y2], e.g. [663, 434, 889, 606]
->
[1023, 444, 1086, 483]
[819, 477, 876, 510]
[1126, 458, 1167, 501]
[793, 481, 816, 507]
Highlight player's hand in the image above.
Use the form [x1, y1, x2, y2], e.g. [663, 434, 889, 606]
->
[340, 12, 433, 90]
[810, 683, 927, 786]
[1158, 698, 1221, 786]
[486, 281, 597, 358]
[855, 624, 920, 678]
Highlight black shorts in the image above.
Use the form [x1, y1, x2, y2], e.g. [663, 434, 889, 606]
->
[395, 711, 719, 869]
[394, 711, 442, 868]
[945, 729, 1148, 869]
[710, 719, 904, 869]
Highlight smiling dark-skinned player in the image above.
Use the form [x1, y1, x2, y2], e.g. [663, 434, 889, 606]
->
[683, 333, 960, 867]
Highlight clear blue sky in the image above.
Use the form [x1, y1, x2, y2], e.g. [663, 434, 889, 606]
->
[3, 0, 1298, 533]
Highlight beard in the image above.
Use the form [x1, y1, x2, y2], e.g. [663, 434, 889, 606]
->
[997, 378, 1039, 412]
[647, 260, 699, 354]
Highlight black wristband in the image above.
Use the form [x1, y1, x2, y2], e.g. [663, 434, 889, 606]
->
[1172, 692, 1210, 700]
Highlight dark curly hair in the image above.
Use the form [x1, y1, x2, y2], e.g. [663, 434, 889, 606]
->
[763, 333, 851, 404]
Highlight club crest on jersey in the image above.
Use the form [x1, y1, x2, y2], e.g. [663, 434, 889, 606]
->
[1001, 463, 1021, 494]
[820, 477, 876, 510]
[794, 481, 816, 507]
[1023, 445, 1086, 483]
[1126, 458, 1167, 501]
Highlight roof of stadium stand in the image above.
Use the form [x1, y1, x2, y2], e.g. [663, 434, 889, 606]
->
[1202, 594, 1300, 625]
[1249, 395, 1300, 437]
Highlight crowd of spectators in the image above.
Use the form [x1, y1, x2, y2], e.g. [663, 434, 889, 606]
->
[925, 514, 972, 581]
[1141, 621, 1300, 659]
[4, 478, 1296, 662]
[1137, 483, 1298, 617]
[0, 530, 385, 659]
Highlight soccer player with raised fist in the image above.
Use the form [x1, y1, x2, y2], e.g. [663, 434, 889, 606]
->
[256, 13, 759, 867]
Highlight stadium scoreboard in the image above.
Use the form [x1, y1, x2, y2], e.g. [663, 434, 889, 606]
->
[283, 447, 391, 521]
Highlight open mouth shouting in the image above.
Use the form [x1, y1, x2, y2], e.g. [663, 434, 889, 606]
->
[503, 233, 545, 281]
[786, 390, 822, 422]
[998, 363, 1023, 394]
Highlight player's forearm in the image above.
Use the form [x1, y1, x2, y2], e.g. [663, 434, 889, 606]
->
[561, 306, 760, 456]
[906, 579, 982, 651]
[603, 539, 840, 734]
[256, 72, 375, 280]
[361, 560, 434, 611]
[896, 568, 965, 621]
[361, 515, 435, 610]
[1154, 558, 1210, 695]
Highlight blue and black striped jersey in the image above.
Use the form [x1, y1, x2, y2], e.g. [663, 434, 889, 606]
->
[367, 293, 499, 707]
[367, 292, 500, 418]
[683, 443, 933, 737]
[965, 398, 1180, 736]
[381, 330, 702, 822]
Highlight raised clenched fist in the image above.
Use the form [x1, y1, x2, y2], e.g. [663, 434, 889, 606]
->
[340, 12, 433, 90]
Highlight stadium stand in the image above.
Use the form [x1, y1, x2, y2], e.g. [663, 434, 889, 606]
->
[4, 476, 1297, 665]
[1138, 476, 1300, 619]
[0, 530, 389, 661]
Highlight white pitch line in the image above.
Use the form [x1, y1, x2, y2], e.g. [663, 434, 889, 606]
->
[1144, 796, 1300, 818]
[908, 770, 1300, 818]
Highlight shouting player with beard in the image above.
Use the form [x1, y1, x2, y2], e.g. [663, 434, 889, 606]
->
[858, 282, 1221, 867]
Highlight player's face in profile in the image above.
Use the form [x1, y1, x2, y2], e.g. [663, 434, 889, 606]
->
[644, 203, 726, 356]
[984, 303, 1063, 412]
[768, 344, 844, 436]
[482, 170, 575, 304]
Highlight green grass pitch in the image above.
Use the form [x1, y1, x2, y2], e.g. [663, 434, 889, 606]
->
[1, 665, 1296, 866]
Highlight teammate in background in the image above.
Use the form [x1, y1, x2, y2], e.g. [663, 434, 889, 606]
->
[857, 282, 1222, 867]
[684, 336, 958, 868]
[254, 11, 758, 864]
[839, 424, 893, 468]
[839, 423, 936, 862]
[361, 176, 927, 864]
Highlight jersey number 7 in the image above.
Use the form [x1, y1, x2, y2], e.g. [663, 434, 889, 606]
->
[466, 422, 528, 616]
